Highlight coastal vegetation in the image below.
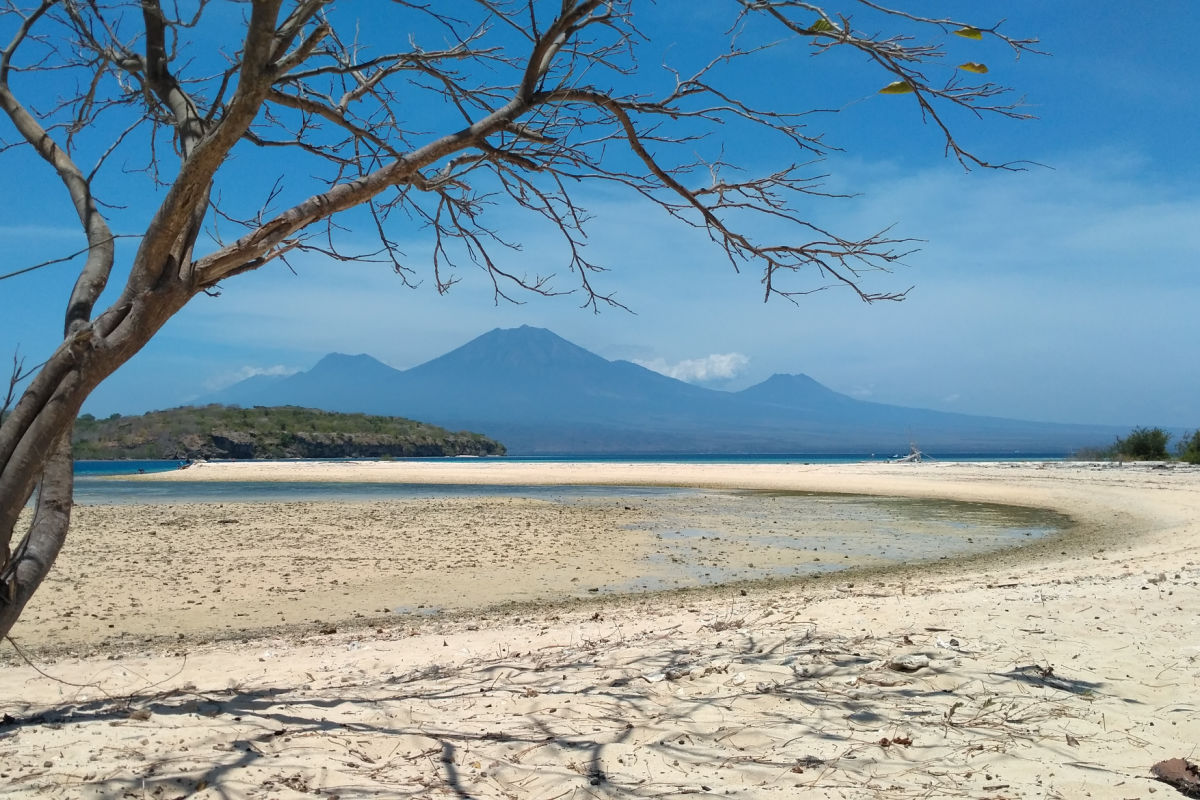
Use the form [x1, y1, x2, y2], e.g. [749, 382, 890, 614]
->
[1075, 426, 1200, 463]
[73, 406, 505, 460]
[1114, 426, 1171, 460]
[1179, 430, 1200, 464]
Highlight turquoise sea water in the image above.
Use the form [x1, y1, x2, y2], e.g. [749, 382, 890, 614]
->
[76, 459, 193, 476]
[72, 453, 1065, 505]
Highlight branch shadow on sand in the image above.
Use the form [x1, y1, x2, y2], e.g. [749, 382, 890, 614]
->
[2, 616, 1118, 799]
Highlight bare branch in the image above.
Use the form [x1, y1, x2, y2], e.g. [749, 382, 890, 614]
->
[0, 234, 137, 282]
[0, 0, 1037, 639]
[1, 1, 116, 335]
[738, 0, 1040, 169]
[0, 350, 33, 420]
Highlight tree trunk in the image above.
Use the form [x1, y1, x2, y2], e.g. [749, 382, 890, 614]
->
[0, 280, 193, 641]
[0, 432, 73, 639]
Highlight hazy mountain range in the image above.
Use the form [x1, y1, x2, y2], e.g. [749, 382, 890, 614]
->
[203, 326, 1122, 454]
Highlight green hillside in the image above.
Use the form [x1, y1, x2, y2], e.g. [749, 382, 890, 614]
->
[73, 405, 506, 460]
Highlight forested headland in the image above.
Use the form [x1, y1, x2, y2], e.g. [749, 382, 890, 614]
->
[73, 406, 506, 460]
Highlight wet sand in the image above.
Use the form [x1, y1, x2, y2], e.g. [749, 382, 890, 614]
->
[14, 480, 1057, 654]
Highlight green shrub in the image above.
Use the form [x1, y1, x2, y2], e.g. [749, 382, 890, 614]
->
[1177, 430, 1200, 465]
[1114, 426, 1171, 460]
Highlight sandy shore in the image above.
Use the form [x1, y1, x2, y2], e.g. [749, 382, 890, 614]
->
[13, 476, 1059, 655]
[2, 461, 1198, 798]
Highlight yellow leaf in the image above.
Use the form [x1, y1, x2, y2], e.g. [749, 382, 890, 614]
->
[954, 27, 984, 40]
[878, 81, 914, 95]
[957, 62, 989, 74]
[807, 18, 837, 34]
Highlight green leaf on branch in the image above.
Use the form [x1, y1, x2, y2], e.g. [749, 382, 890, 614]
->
[954, 27, 984, 40]
[806, 18, 837, 34]
[878, 81, 914, 95]
[957, 62, 989, 74]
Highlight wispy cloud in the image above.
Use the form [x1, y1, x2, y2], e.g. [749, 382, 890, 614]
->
[204, 364, 298, 391]
[635, 353, 750, 384]
[82, 147, 1199, 426]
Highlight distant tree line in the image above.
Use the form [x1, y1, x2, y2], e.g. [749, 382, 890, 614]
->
[1076, 426, 1200, 464]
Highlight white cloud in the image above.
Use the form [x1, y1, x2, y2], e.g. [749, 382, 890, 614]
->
[204, 364, 298, 391]
[635, 352, 750, 384]
[88, 147, 1200, 426]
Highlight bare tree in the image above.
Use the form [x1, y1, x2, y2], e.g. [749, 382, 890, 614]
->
[0, 1, 1036, 639]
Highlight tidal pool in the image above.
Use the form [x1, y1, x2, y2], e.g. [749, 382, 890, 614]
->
[596, 490, 1065, 592]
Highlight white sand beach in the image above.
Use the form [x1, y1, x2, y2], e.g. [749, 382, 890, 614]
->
[1, 460, 1197, 799]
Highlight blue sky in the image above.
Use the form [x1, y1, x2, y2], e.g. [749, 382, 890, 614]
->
[2, 1, 1197, 430]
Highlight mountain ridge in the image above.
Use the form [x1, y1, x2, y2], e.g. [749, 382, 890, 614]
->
[204, 326, 1121, 454]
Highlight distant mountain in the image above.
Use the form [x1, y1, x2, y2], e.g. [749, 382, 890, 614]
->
[211, 353, 407, 414]
[204, 325, 1123, 454]
[736, 373, 861, 412]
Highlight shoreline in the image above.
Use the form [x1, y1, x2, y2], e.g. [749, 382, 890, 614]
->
[19, 470, 1069, 657]
[3, 461, 1197, 798]
[127, 457, 1169, 568]
[132, 455, 1087, 484]
[33, 460, 1185, 655]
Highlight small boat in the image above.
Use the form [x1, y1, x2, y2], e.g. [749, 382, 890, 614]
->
[891, 443, 926, 463]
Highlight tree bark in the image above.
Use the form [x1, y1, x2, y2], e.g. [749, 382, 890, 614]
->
[0, 432, 73, 639]
[0, 278, 194, 640]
